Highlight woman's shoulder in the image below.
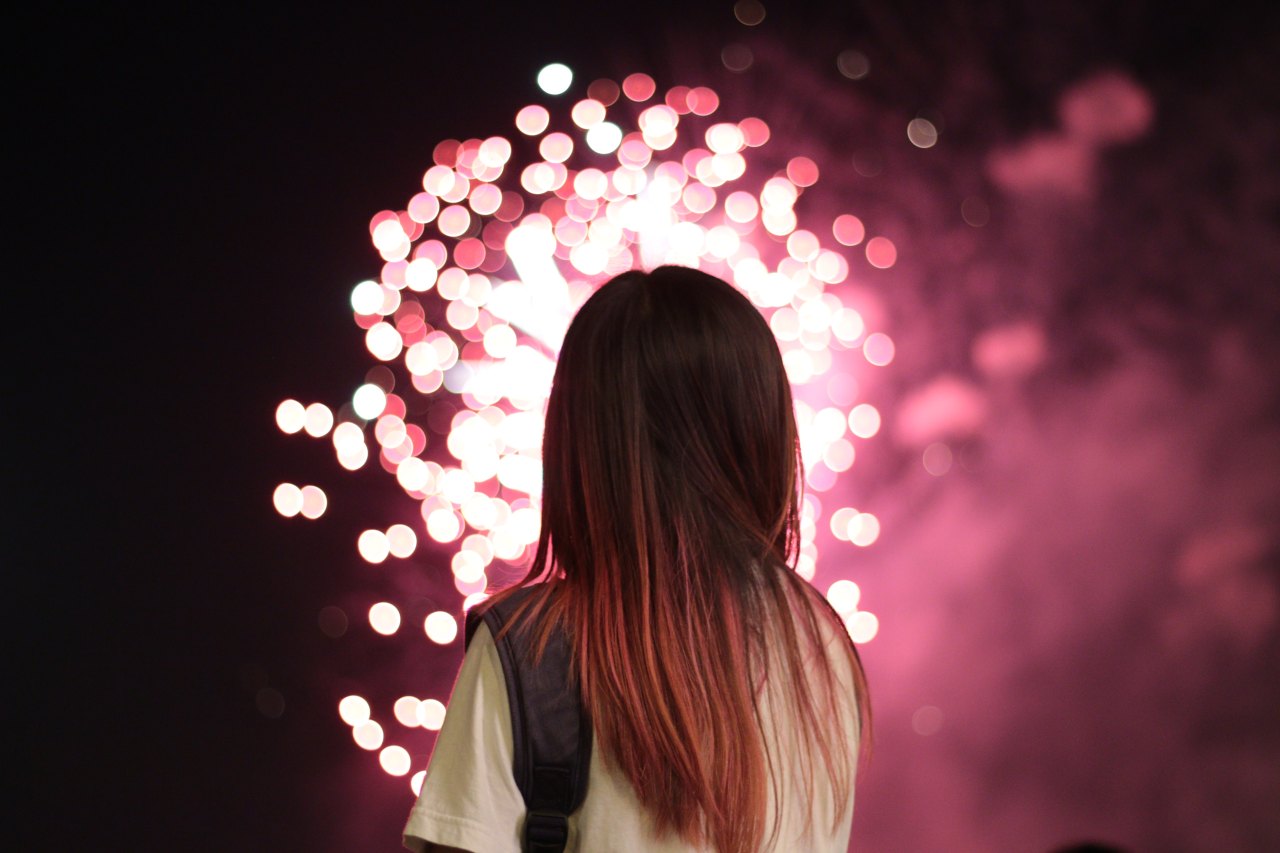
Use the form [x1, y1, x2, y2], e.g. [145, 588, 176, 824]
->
[776, 571, 847, 643]
[770, 573, 862, 698]
[466, 581, 563, 642]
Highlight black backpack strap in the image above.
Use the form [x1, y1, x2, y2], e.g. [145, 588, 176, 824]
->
[464, 586, 592, 853]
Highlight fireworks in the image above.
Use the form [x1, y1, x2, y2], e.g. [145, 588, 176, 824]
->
[275, 63, 893, 788]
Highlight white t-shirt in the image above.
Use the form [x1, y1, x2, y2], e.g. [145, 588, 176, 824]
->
[403, 597, 860, 853]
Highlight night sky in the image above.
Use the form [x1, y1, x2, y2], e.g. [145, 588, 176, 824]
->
[21, 2, 1280, 851]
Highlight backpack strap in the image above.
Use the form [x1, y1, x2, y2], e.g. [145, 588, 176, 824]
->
[465, 586, 592, 853]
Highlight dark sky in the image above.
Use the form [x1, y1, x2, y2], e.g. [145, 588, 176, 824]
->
[21, 2, 1279, 851]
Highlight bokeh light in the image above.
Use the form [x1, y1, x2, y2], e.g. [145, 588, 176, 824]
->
[621, 72, 655, 102]
[536, 63, 573, 96]
[417, 698, 447, 731]
[849, 403, 881, 438]
[380, 745, 411, 776]
[516, 105, 550, 136]
[393, 696, 422, 727]
[386, 523, 418, 558]
[338, 695, 371, 726]
[836, 49, 870, 80]
[923, 442, 953, 475]
[304, 403, 334, 437]
[357, 529, 390, 564]
[424, 611, 458, 645]
[733, 0, 766, 26]
[318, 606, 348, 638]
[369, 602, 401, 635]
[911, 705, 943, 736]
[722, 44, 753, 73]
[827, 579, 862, 615]
[299, 485, 327, 519]
[865, 236, 897, 269]
[353, 719, 384, 750]
[846, 610, 880, 643]
[832, 214, 865, 247]
[848, 512, 881, 547]
[907, 117, 939, 148]
[275, 399, 306, 434]
[273, 483, 303, 517]
[864, 332, 896, 366]
[961, 196, 990, 227]
[352, 384, 387, 419]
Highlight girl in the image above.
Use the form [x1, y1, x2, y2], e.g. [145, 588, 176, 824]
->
[403, 265, 870, 852]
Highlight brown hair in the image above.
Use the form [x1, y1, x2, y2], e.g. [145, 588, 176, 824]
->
[481, 265, 869, 852]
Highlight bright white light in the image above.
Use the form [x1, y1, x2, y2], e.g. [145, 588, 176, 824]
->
[299, 485, 328, 519]
[832, 308, 866, 342]
[396, 456, 432, 493]
[332, 421, 365, 451]
[371, 220, 407, 254]
[813, 407, 847, 442]
[705, 122, 745, 154]
[376, 414, 407, 449]
[338, 695, 371, 726]
[369, 601, 401, 635]
[366, 322, 404, 361]
[827, 579, 861, 616]
[380, 745, 411, 776]
[585, 121, 622, 154]
[849, 403, 881, 438]
[452, 549, 486, 583]
[337, 442, 369, 471]
[358, 529, 390, 564]
[273, 483, 303, 517]
[393, 696, 422, 727]
[352, 384, 387, 420]
[417, 698, 446, 730]
[424, 611, 459, 645]
[824, 439, 855, 472]
[275, 399, 306, 434]
[638, 104, 678, 135]
[351, 280, 383, 314]
[439, 468, 476, 504]
[483, 324, 518, 358]
[405, 341, 440, 375]
[426, 507, 462, 543]
[386, 523, 418, 558]
[537, 63, 573, 95]
[353, 719, 384, 750]
[849, 512, 881, 546]
[405, 260, 438, 292]
[516, 104, 550, 135]
[848, 610, 880, 643]
[829, 507, 858, 541]
[304, 403, 334, 438]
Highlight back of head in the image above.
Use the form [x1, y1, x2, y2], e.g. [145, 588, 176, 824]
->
[495, 265, 868, 853]
[544, 264, 800, 577]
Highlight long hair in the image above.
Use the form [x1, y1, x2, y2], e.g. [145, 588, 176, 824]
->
[481, 265, 870, 852]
